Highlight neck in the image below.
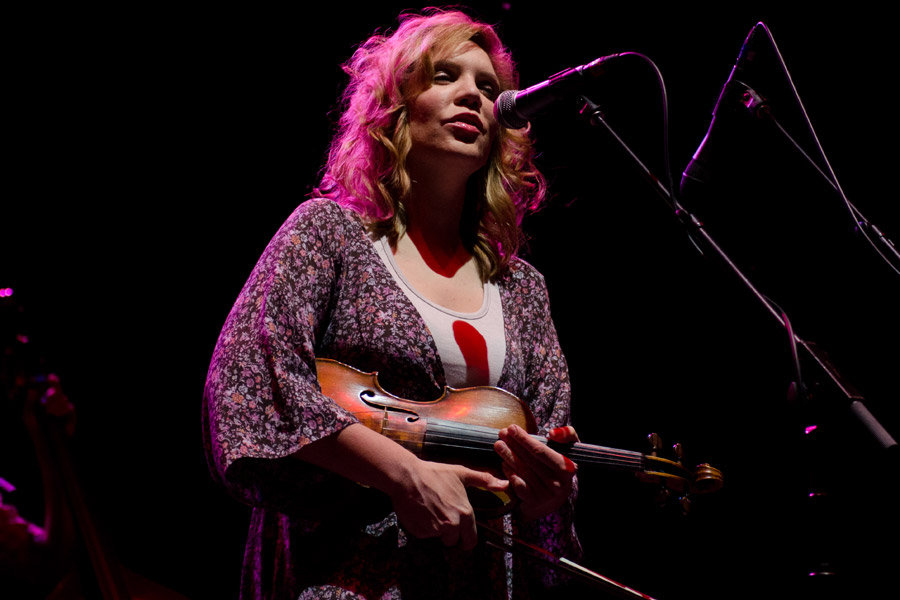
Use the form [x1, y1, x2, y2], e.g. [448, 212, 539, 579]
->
[403, 189, 471, 278]
[402, 160, 473, 257]
[407, 161, 468, 226]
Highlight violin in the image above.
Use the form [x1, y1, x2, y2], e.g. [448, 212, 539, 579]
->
[316, 358, 723, 514]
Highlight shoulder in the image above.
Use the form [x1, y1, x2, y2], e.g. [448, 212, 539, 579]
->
[243, 199, 369, 283]
[495, 257, 554, 323]
[498, 256, 548, 294]
[268, 199, 369, 254]
[286, 198, 365, 232]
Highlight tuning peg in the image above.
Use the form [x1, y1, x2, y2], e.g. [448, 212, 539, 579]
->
[647, 432, 662, 457]
[679, 494, 691, 515]
[672, 442, 684, 465]
[656, 486, 670, 508]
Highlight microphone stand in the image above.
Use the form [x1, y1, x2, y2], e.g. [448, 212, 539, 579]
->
[576, 91, 896, 594]
[768, 105, 898, 260]
[576, 93, 896, 450]
[733, 79, 900, 275]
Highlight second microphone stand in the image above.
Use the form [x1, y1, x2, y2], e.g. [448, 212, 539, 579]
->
[575, 89, 896, 596]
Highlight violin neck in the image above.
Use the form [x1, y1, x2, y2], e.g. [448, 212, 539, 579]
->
[417, 419, 646, 475]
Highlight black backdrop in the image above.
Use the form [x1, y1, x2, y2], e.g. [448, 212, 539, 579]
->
[3, 3, 898, 599]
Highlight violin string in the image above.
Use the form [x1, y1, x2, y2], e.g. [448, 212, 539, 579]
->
[421, 419, 646, 470]
[389, 419, 651, 472]
[424, 419, 497, 453]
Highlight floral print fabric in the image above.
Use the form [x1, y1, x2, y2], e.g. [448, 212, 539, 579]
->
[202, 199, 581, 599]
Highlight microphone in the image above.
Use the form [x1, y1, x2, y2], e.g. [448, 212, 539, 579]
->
[494, 54, 621, 129]
[680, 23, 765, 194]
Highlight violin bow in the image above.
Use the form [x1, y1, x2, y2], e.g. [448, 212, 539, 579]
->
[476, 521, 658, 600]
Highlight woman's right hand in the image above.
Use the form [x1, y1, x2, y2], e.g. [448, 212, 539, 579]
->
[296, 423, 507, 550]
[389, 459, 508, 550]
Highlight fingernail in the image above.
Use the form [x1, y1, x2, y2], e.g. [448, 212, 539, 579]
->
[551, 427, 566, 438]
[563, 456, 577, 473]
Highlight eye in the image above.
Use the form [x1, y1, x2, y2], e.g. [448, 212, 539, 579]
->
[432, 61, 458, 84]
[479, 81, 499, 101]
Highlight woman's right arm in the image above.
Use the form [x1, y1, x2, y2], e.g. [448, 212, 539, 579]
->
[294, 422, 507, 550]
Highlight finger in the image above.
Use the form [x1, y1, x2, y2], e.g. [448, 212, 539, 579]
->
[548, 425, 579, 443]
[495, 438, 552, 500]
[495, 435, 550, 485]
[501, 425, 569, 476]
[456, 465, 509, 492]
[502, 463, 536, 504]
[494, 438, 530, 476]
[522, 424, 578, 474]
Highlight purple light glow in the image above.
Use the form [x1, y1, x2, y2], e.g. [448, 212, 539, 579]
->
[804, 424, 818, 435]
[0, 476, 16, 494]
[0, 287, 13, 297]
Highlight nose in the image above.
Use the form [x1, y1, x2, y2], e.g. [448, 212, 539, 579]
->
[454, 75, 483, 109]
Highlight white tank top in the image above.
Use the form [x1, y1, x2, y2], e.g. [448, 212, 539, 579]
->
[373, 236, 506, 388]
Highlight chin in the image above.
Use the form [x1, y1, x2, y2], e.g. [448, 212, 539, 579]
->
[411, 144, 490, 178]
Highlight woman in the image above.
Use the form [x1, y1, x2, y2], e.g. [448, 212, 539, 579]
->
[203, 8, 581, 599]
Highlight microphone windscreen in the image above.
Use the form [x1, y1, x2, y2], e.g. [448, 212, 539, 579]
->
[494, 90, 528, 129]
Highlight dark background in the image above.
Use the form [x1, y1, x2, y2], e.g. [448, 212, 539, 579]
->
[3, 3, 898, 599]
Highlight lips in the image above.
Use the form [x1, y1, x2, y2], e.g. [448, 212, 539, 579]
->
[444, 112, 485, 134]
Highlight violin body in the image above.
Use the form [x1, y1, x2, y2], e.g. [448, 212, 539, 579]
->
[316, 358, 723, 505]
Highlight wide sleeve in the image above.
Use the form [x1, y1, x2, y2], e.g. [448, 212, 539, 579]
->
[499, 261, 583, 589]
[202, 200, 362, 515]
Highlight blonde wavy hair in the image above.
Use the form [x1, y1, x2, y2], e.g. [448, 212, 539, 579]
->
[316, 8, 547, 280]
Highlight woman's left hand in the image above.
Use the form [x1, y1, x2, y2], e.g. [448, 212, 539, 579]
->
[494, 424, 578, 522]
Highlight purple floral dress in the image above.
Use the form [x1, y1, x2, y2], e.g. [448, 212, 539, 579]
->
[203, 199, 581, 600]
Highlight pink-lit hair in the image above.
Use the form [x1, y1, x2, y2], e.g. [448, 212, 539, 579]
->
[316, 8, 547, 280]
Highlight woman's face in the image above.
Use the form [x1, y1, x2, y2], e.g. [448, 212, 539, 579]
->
[406, 42, 500, 178]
